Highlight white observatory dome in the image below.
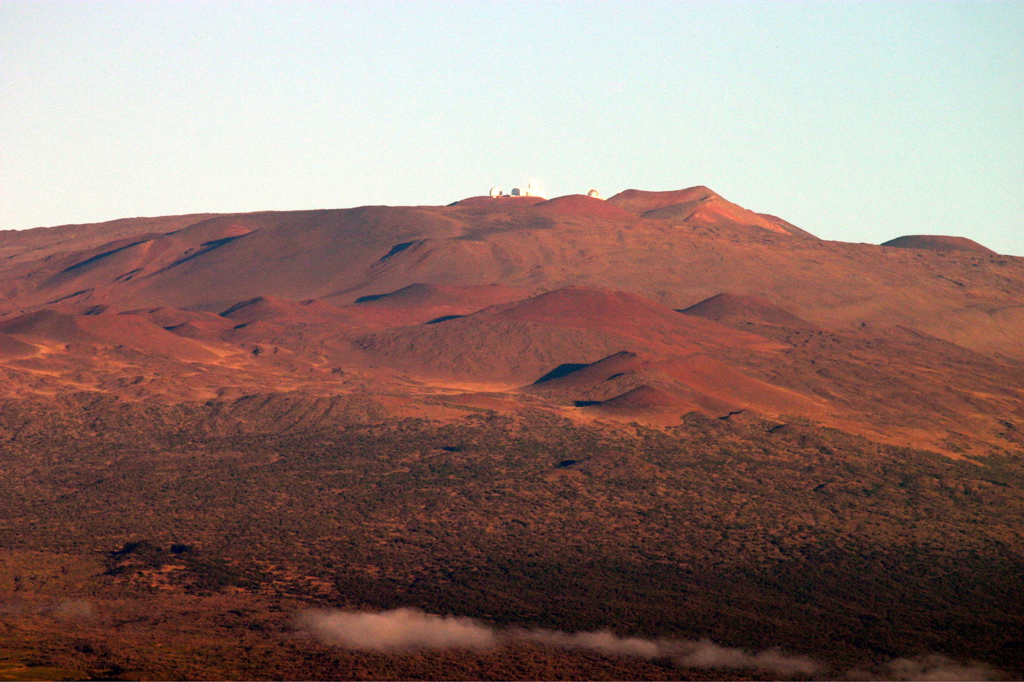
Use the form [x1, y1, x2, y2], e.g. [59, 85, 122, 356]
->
[489, 187, 503, 198]
[587, 189, 603, 200]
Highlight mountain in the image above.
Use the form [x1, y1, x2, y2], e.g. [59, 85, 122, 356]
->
[1, 186, 1019, 451]
[0, 187, 1021, 680]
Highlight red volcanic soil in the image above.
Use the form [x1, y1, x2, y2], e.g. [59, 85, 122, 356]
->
[533, 195, 637, 221]
[339, 283, 530, 329]
[534, 350, 647, 389]
[0, 308, 219, 361]
[0, 309, 95, 343]
[2, 186, 1024, 450]
[606, 187, 718, 214]
[355, 283, 526, 310]
[219, 296, 344, 325]
[121, 306, 236, 331]
[681, 197, 793, 235]
[166, 216, 252, 242]
[882, 235, 998, 255]
[80, 314, 221, 361]
[0, 332, 38, 358]
[606, 187, 809, 237]
[120, 306, 239, 343]
[757, 212, 817, 239]
[591, 385, 704, 418]
[352, 286, 783, 385]
[353, 287, 821, 418]
[0, 213, 218, 266]
[488, 287, 781, 355]
[681, 292, 816, 329]
[533, 349, 822, 418]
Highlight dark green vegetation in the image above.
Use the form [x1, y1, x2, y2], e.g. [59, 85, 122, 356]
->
[0, 393, 1022, 679]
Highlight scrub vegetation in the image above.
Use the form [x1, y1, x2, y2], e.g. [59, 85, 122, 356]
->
[0, 394, 1021, 679]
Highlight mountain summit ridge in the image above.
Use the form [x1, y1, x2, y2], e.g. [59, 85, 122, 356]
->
[0, 185, 1018, 456]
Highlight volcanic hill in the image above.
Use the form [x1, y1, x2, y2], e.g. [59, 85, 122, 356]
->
[2, 186, 1020, 452]
[0, 187, 1022, 680]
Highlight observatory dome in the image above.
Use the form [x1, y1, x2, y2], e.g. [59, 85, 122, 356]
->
[493, 184, 545, 198]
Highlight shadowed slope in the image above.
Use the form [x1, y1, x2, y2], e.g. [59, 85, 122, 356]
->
[338, 283, 530, 329]
[883, 235, 998, 255]
[219, 296, 345, 326]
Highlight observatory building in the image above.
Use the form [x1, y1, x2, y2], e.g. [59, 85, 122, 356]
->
[488, 185, 603, 200]
[490, 183, 546, 199]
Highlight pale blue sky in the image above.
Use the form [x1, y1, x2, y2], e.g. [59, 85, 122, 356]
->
[2, 2, 1022, 253]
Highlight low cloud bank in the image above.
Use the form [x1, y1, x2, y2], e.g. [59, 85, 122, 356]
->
[518, 628, 821, 676]
[299, 608, 1008, 680]
[846, 654, 1005, 681]
[297, 608, 498, 652]
[298, 607, 819, 676]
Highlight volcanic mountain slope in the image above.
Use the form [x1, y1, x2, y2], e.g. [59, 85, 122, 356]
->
[0, 213, 217, 267]
[1, 188, 1024, 680]
[0, 187, 1021, 454]
[350, 288, 808, 418]
[681, 292, 818, 331]
[340, 282, 530, 328]
[0, 280, 1013, 455]
[0, 308, 222, 362]
[1, 187, 1022, 361]
[528, 349, 821, 419]
[604, 186, 818, 237]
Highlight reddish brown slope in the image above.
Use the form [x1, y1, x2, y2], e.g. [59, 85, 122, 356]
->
[531, 349, 823, 418]
[488, 287, 782, 355]
[2, 188, 1022, 362]
[219, 296, 345, 326]
[533, 194, 637, 221]
[0, 213, 217, 266]
[337, 283, 529, 328]
[883, 235, 998, 254]
[0, 190, 1022, 452]
[0, 309, 222, 362]
[353, 287, 788, 387]
[682, 292, 817, 329]
[604, 187, 717, 214]
[606, 186, 814, 237]
[0, 333, 37, 359]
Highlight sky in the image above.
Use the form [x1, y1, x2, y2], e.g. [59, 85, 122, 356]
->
[1, 1, 1022, 254]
